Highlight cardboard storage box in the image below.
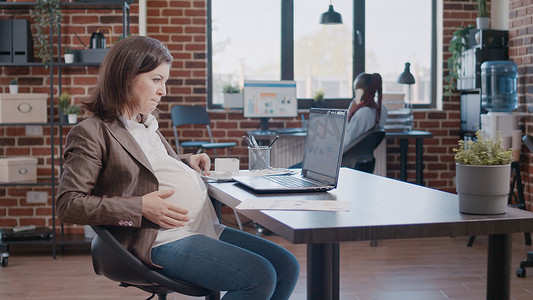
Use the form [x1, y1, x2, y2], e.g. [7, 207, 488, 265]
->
[0, 93, 48, 123]
[0, 157, 38, 182]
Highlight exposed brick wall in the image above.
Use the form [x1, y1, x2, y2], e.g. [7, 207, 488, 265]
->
[0, 2, 140, 232]
[510, 0, 533, 210]
[1, 0, 532, 233]
[414, 0, 478, 193]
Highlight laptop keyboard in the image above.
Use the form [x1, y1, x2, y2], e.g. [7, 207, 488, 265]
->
[264, 175, 320, 188]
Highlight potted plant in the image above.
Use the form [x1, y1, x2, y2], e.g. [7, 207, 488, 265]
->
[58, 92, 71, 123]
[444, 24, 474, 95]
[30, 0, 62, 65]
[222, 83, 243, 109]
[9, 79, 18, 94]
[476, 0, 489, 29]
[65, 104, 81, 124]
[313, 89, 325, 108]
[64, 48, 74, 64]
[454, 131, 513, 214]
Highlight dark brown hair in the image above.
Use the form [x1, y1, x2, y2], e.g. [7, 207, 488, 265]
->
[348, 73, 383, 127]
[83, 36, 173, 121]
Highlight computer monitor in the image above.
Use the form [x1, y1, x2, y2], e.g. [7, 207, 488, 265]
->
[243, 80, 298, 128]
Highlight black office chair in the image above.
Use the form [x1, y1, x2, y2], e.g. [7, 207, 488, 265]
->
[90, 225, 220, 300]
[341, 127, 386, 174]
[516, 135, 533, 277]
[171, 105, 236, 157]
[341, 127, 386, 246]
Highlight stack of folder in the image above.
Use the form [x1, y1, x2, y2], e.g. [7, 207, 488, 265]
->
[381, 93, 413, 132]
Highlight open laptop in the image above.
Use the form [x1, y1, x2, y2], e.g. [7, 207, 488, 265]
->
[232, 108, 348, 193]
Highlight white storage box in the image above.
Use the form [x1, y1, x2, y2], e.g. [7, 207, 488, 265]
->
[0, 157, 38, 182]
[0, 93, 48, 123]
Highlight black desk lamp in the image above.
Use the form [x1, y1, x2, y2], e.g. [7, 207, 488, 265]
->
[398, 62, 416, 110]
[320, 1, 342, 24]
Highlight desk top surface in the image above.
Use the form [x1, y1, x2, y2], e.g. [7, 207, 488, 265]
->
[248, 129, 433, 139]
[384, 130, 434, 138]
[208, 168, 533, 244]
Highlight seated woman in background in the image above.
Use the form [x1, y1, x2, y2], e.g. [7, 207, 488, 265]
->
[343, 72, 388, 148]
[56, 35, 299, 300]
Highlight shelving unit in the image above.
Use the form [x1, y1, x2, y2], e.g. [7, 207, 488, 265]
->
[0, 1, 131, 266]
[458, 28, 509, 139]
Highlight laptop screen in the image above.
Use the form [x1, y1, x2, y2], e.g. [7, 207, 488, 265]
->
[301, 108, 347, 184]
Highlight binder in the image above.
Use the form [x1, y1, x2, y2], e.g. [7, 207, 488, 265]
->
[0, 19, 13, 63]
[12, 19, 34, 63]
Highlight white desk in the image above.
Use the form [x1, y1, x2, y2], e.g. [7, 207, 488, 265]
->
[208, 168, 533, 300]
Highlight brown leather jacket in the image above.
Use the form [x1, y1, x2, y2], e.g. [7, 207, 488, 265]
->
[56, 114, 191, 268]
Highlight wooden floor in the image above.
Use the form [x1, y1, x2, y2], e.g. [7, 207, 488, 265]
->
[2, 222, 533, 299]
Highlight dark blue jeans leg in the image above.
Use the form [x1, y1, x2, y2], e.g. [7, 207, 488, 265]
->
[220, 227, 300, 300]
[150, 227, 299, 300]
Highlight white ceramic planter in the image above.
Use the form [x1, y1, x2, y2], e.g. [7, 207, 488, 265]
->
[68, 114, 78, 124]
[222, 93, 243, 109]
[456, 163, 511, 214]
[476, 17, 490, 29]
[9, 84, 18, 94]
[64, 54, 74, 63]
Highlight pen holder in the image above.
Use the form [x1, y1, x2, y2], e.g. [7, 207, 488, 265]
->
[248, 146, 271, 170]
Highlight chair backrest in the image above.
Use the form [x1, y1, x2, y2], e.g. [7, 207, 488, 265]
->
[341, 127, 386, 169]
[171, 105, 211, 127]
[90, 225, 217, 297]
[171, 105, 214, 154]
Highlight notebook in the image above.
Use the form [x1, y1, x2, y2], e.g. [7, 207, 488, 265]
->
[232, 108, 348, 193]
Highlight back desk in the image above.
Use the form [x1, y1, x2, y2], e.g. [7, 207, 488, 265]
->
[249, 129, 433, 185]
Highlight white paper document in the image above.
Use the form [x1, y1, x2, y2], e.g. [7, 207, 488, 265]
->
[236, 199, 351, 212]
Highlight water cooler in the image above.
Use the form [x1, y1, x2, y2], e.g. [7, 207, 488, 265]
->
[479, 60, 520, 159]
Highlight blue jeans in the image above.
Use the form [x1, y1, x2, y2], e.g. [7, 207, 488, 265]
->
[151, 227, 300, 300]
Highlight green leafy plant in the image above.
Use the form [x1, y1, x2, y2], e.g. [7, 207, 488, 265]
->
[114, 33, 131, 44]
[65, 48, 72, 55]
[313, 89, 324, 103]
[454, 131, 512, 165]
[30, 0, 62, 65]
[58, 92, 71, 113]
[477, 0, 488, 18]
[444, 24, 474, 95]
[65, 104, 81, 115]
[9, 79, 17, 85]
[222, 83, 241, 94]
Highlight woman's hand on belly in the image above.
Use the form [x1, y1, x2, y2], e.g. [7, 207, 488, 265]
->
[142, 189, 190, 229]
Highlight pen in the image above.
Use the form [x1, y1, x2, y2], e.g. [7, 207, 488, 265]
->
[250, 134, 259, 148]
[242, 136, 254, 148]
[268, 135, 279, 148]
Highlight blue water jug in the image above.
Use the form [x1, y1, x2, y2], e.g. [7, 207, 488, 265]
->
[481, 61, 518, 112]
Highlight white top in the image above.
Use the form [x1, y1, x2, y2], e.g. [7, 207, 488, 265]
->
[344, 106, 388, 148]
[120, 115, 225, 248]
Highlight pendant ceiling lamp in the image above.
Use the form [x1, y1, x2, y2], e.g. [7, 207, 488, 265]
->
[320, 1, 343, 25]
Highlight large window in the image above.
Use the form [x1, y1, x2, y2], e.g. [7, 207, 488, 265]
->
[208, 0, 438, 109]
[294, 0, 353, 99]
[366, 0, 434, 105]
[209, 0, 281, 106]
